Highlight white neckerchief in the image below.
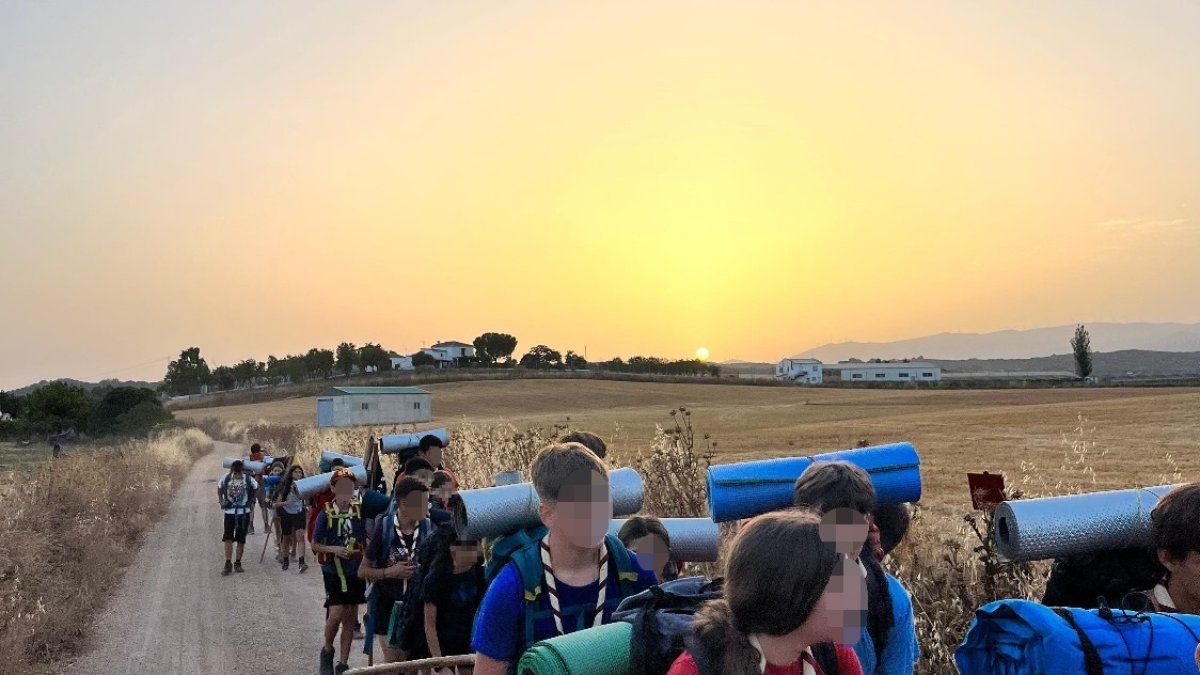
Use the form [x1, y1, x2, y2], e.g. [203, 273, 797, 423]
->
[539, 540, 609, 636]
[1153, 583, 1177, 610]
[857, 558, 868, 578]
[747, 635, 816, 675]
[393, 514, 420, 592]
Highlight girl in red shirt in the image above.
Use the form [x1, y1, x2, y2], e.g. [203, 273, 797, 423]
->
[666, 509, 866, 675]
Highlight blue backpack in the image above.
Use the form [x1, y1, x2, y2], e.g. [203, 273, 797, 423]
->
[956, 598, 1200, 675]
[485, 525, 643, 652]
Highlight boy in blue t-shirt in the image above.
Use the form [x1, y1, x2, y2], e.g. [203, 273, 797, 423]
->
[471, 443, 656, 675]
[792, 461, 919, 675]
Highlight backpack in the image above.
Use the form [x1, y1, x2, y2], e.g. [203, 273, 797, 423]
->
[956, 598, 1200, 675]
[1041, 548, 1163, 610]
[316, 500, 362, 565]
[611, 576, 841, 675]
[219, 473, 256, 511]
[486, 525, 643, 652]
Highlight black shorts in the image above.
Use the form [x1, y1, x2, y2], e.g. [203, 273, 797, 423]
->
[374, 596, 396, 636]
[323, 570, 367, 607]
[222, 513, 249, 543]
[277, 510, 306, 536]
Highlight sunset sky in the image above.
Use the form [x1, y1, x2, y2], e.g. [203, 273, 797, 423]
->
[2, 1, 1199, 390]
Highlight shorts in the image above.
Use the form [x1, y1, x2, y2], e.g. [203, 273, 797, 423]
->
[277, 510, 306, 536]
[323, 571, 367, 607]
[222, 513, 249, 543]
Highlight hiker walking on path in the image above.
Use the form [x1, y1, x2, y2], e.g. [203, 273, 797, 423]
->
[248, 443, 269, 535]
[217, 459, 258, 576]
[312, 468, 368, 675]
[273, 463, 310, 572]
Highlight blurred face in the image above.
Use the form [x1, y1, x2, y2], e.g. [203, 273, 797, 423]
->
[802, 557, 868, 645]
[423, 446, 444, 467]
[399, 489, 431, 522]
[411, 469, 435, 487]
[541, 468, 611, 549]
[433, 484, 456, 505]
[290, 468, 304, 481]
[452, 542, 482, 569]
[271, 466, 284, 476]
[820, 508, 869, 558]
[626, 534, 671, 582]
[332, 477, 355, 499]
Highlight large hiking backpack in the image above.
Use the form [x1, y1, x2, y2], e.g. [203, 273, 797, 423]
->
[611, 576, 841, 675]
[1041, 548, 1163, 610]
[956, 598, 1200, 675]
[315, 500, 362, 565]
[486, 526, 643, 652]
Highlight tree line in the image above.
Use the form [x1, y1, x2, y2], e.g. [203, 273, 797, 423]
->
[0, 383, 174, 440]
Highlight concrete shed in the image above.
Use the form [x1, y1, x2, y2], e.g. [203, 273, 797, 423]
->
[316, 386, 432, 428]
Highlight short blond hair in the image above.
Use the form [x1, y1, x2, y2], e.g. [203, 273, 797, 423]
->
[531, 442, 608, 503]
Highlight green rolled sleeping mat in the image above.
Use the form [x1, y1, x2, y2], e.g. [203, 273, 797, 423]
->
[516, 621, 633, 675]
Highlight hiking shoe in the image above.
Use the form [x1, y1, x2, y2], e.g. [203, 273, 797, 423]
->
[335, 664, 350, 675]
[298, 560, 309, 573]
[319, 647, 335, 675]
[282, 558, 290, 571]
[221, 560, 232, 576]
[233, 561, 244, 573]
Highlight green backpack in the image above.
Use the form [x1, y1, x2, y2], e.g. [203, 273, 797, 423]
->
[485, 525, 643, 652]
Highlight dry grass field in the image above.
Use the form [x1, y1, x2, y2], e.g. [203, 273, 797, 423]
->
[176, 380, 1200, 518]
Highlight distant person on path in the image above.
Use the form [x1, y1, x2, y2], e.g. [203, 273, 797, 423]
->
[312, 468, 368, 675]
[273, 464, 310, 573]
[263, 461, 287, 561]
[248, 443, 270, 535]
[218, 459, 258, 576]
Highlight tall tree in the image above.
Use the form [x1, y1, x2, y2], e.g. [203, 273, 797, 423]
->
[305, 348, 336, 379]
[564, 350, 588, 370]
[359, 343, 392, 372]
[336, 342, 358, 376]
[88, 387, 163, 436]
[26, 382, 93, 434]
[473, 332, 519, 365]
[1071, 324, 1094, 379]
[212, 365, 237, 391]
[163, 347, 211, 396]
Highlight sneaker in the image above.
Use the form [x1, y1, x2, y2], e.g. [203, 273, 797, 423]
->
[319, 647, 335, 675]
[282, 558, 290, 571]
[335, 664, 350, 675]
[233, 561, 245, 573]
[298, 560, 309, 573]
[221, 560, 232, 576]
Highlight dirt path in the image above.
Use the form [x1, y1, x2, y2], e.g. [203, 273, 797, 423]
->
[61, 442, 372, 675]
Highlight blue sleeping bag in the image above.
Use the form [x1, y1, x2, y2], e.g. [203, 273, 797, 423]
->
[956, 599, 1200, 675]
[706, 442, 921, 523]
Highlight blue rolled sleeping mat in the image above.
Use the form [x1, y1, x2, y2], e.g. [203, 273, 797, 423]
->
[320, 450, 364, 467]
[379, 428, 450, 454]
[956, 599, 1200, 675]
[706, 442, 922, 523]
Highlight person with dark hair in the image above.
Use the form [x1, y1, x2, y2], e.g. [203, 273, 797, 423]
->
[312, 469, 368, 675]
[871, 503, 911, 561]
[430, 471, 457, 510]
[793, 461, 917, 675]
[401, 458, 436, 487]
[274, 464, 310, 572]
[218, 459, 258, 576]
[360, 477, 434, 664]
[1148, 483, 1200, 613]
[421, 527, 485, 665]
[618, 515, 678, 583]
[558, 431, 607, 460]
[666, 509, 864, 675]
[248, 443, 269, 535]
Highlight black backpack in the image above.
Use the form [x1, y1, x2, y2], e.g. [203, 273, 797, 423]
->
[1041, 548, 1163, 610]
[612, 576, 840, 675]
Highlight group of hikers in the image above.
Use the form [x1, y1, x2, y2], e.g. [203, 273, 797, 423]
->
[215, 433, 1200, 675]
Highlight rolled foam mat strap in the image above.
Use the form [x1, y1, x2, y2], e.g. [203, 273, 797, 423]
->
[706, 442, 922, 523]
[452, 468, 644, 540]
[607, 518, 720, 562]
[955, 599, 1200, 674]
[993, 484, 1176, 562]
[296, 464, 369, 499]
[222, 458, 267, 473]
[321, 450, 364, 467]
[380, 428, 450, 453]
[516, 621, 633, 675]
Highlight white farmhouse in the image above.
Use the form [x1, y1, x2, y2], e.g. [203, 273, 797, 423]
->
[775, 358, 824, 384]
[421, 341, 476, 366]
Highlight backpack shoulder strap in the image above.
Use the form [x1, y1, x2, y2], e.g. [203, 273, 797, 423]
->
[1051, 607, 1104, 675]
[604, 533, 642, 596]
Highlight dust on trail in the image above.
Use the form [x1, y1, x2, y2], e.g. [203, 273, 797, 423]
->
[62, 442, 370, 675]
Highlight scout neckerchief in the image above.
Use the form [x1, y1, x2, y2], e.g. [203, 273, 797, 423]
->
[539, 539, 608, 637]
[1153, 583, 1177, 610]
[393, 513, 420, 594]
[327, 498, 359, 592]
[748, 634, 816, 675]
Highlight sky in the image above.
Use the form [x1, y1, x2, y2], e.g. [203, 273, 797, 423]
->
[2, 1, 1199, 390]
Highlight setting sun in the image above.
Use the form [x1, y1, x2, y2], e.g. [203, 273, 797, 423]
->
[695, 347, 710, 362]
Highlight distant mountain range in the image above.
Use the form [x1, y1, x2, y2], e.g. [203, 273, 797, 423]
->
[6, 378, 160, 397]
[794, 323, 1200, 362]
